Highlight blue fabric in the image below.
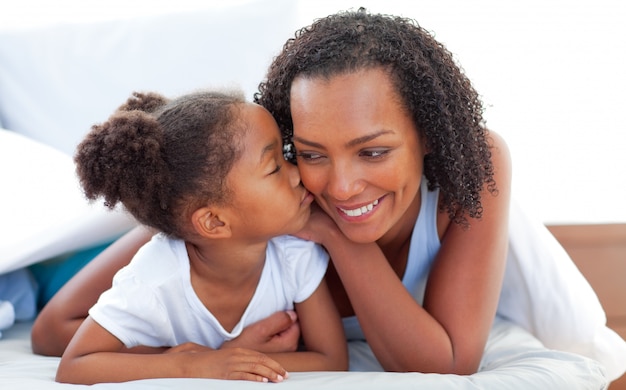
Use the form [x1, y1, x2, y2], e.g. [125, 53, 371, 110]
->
[0, 268, 38, 338]
[28, 242, 111, 309]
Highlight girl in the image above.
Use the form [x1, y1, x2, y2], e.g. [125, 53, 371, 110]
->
[54, 90, 347, 384]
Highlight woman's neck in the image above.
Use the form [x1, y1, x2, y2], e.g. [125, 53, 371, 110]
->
[377, 188, 422, 271]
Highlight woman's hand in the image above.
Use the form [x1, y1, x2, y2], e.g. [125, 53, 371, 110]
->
[294, 202, 342, 245]
[221, 311, 300, 353]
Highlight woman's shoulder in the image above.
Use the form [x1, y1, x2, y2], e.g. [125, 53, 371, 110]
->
[437, 129, 512, 238]
[488, 130, 512, 175]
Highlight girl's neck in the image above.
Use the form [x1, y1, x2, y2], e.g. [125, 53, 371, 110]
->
[186, 239, 268, 286]
[186, 239, 268, 332]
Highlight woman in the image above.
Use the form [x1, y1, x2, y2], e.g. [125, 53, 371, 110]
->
[32, 8, 624, 380]
[253, 9, 509, 375]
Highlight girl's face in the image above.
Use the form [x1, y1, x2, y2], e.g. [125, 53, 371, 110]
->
[225, 103, 313, 240]
[290, 68, 426, 244]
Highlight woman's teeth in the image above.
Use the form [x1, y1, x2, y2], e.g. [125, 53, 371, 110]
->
[340, 199, 379, 217]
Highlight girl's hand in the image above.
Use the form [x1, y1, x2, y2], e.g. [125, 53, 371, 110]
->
[222, 311, 300, 353]
[56, 317, 288, 384]
[188, 348, 288, 383]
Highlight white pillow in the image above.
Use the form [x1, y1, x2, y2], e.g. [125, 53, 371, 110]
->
[499, 200, 626, 381]
[0, 0, 299, 155]
[0, 129, 137, 274]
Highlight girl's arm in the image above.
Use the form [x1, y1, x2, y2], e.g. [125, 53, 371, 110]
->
[56, 316, 288, 384]
[300, 133, 512, 374]
[266, 279, 348, 371]
[32, 226, 302, 357]
[31, 226, 153, 356]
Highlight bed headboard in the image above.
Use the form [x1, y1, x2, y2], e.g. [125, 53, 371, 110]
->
[547, 223, 626, 389]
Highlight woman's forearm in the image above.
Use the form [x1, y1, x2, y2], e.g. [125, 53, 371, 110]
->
[31, 226, 153, 356]
[325, 238, 459, 373]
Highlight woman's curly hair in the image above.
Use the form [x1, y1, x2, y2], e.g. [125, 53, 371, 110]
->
[74, 90, 245, 239]
[255, 8, 497, 225]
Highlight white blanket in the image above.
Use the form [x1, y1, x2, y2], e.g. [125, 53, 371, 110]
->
[0, 317, 607, 389]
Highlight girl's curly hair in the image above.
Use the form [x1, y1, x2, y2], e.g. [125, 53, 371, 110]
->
[74, 90, 245, 239]
[255, 8, 497, 225]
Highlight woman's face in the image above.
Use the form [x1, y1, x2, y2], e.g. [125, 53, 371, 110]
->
[290, 68, 426, 244]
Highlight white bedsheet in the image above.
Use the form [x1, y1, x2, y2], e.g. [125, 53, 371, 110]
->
[0, 317, 607, 389]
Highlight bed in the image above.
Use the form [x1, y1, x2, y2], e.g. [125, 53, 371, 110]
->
[0, 317, 610, 389]
[1, 1, 624, 388]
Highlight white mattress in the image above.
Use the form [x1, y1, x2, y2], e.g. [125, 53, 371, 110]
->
[0, 318, 607, 389]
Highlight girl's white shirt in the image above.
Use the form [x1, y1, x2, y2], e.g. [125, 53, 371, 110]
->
[89, 233, 328, 349]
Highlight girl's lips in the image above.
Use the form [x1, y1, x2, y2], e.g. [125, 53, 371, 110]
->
[301, 190, 314, 206]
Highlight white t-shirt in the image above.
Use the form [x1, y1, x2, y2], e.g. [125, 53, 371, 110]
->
[89, 233, 328, 349]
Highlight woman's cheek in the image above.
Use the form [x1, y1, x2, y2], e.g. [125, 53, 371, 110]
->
[299, 166, 323, 193]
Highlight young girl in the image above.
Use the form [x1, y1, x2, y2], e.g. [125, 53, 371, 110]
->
[54, 90, 347, 384]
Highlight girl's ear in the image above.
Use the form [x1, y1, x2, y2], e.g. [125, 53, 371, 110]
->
[191, 207, 231, 239]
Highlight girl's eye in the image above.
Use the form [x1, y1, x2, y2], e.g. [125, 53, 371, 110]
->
[360, 148, 390, 159]
[269, 164, 282, 175]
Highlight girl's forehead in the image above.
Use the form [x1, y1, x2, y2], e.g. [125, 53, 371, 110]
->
[237, 103, 282, 146]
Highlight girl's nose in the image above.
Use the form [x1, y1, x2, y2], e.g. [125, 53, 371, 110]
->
[286, 162, 302, 188]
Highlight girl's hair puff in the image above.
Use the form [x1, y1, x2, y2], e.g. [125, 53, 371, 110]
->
[255, 8, 496, 225]
[75, 90, 246, 238]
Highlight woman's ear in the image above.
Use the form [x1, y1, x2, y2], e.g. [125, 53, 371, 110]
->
[191, 207, 231, 239]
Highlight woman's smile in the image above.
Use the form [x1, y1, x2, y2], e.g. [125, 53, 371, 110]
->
[337, 197, 381, 219]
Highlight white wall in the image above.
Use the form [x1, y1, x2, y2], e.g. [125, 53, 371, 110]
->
[295, 1, 626, 225]
[1, 0, 624, 224]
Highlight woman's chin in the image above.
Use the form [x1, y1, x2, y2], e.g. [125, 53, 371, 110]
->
[337, 224, 382, 244]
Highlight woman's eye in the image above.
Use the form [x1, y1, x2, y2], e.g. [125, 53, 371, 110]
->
[296, 151, 324, 162]
[360, 149, 390, 159]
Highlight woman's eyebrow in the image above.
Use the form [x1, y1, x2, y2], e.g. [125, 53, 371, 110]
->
[294, 130, 393, 149]
[345, 130, 393, 148]
[292, 136, 324, 149]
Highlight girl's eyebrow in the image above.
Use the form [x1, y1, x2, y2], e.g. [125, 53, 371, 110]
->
[293, 130, 394, 149]
[260, 140, 278, 164]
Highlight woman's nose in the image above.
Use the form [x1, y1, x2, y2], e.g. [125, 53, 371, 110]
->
[327, 163, 365, 201]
